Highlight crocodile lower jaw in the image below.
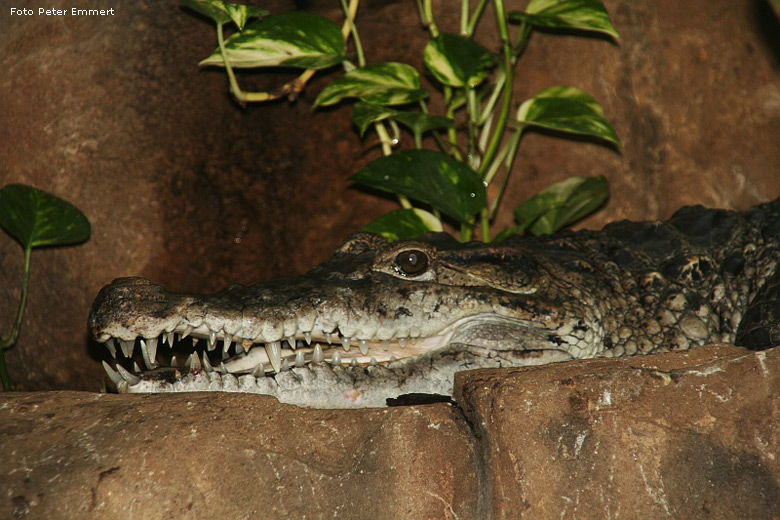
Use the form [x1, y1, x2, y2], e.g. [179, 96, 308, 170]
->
[100, 319, 464, 392]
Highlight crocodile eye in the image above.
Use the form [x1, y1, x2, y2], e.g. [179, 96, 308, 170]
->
[394, 249, 429, 276]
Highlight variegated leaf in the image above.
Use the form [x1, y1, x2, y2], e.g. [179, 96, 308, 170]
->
[509, 0, 619, 40]
[516, 86, 620, 146]
[513, 175, 609, 236]
[350, 150, 486, 223]
[0, 184, 90, 249]
[181, 0, 268, 30]
[423, 34, 496, 88]
[200, 12, 345, 69]
[315, 63, 427, 107]
[362, 208, 442, 241]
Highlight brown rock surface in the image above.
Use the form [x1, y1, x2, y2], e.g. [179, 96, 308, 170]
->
[1, 0, 778, 391]
[2, 345, 778, 518]
[457, 344, 780, 519]
[0, 392, 480, 519]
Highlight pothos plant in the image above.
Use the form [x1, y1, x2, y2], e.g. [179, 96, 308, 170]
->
[181, 0, 620, 242]
[0, 184, 91, 391]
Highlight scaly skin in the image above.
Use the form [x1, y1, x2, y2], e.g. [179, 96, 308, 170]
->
[89, 199, 780, 407]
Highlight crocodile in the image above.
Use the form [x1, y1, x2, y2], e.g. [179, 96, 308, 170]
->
[89, 198, 780, 408]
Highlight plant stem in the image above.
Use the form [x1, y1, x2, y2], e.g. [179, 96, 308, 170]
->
[478, 0, 513, 178]
[488, 129, 523, 219]
[480, 207, 490, 242]
[466, 0, 489, 37]
[460, 0, 469, 35]
[216, 22, 246, 104]
[374, 122, 412, 209]
[443, 86, 463, 161]
[0, 246, 31, 391]
[340, 0, 365, 67]
[421, 0, 439, 37]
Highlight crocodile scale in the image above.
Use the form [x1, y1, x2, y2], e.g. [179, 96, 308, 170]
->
[89, 198, 780, 407]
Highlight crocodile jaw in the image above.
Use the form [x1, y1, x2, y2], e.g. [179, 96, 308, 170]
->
[90, 276, 578, 408]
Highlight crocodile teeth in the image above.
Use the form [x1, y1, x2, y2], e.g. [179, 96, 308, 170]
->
[341, 337, 351, 352]
[116, 364, 141, 385]
[295, 351, 305, 367]
[132, 361, 142, 373]
[165, 331, 175, 347]
[303, 331, 312, 345]
[370, 357, 378, 366]
[281, 359, 290, 372]
[119, 339, 134, 358]
[332, 351, 342, 365]
[140, 339, 157, 369]
[202, 353, 214, 373]
[265, 341, 282, 373]
[325, 333, 333, 344]
[313, 344, 324, 363]
[224, 333, 234, 351]
[181, 324, 194, 339]
[188, 353, 202, 371]
[242, 339, 253, 353]
[359, 340, 369, 356]
[381, 340, 390, 350]
[350, 358, 359, 367]
[102, 361, 123, 386]
[146, 337, 158, 361]
[251, 364, 264, 378]
[105, 339, 117, 358]
[285, 336, 296, 350]
[397, 337, 407, 348]
[207, 330, 217, 352]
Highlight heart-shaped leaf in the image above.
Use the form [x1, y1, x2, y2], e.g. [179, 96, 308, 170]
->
[351, 102, 453, 139]
[513, 175, 609, 235]
[509, 0, 619, 41]
[200, 12, 345, 69]
[350, 150, 487, 222]
[362, 208, 442, 241]
[0, 184, 91, 249]
[181, 0, 268, 30]
[315, 62, 427, 107]
[423, 34, 496, 88]
[516, 86, 620, 147]
[350, 150, 486, 223]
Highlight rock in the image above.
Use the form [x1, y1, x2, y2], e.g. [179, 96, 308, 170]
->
[2, 345, 778, 519]
[0, 392, 479, 519]
[1, 0, 777, 391]
[456, 344, 780, 519]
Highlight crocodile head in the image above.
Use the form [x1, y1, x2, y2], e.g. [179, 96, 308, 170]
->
[89, 232, 604, 407]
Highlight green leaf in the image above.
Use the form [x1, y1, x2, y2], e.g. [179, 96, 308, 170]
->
[351, 103, 453, 139]
[352, 103, 397, 136]
[362, 208, 442, 241]
[509, 0, 619, 40]
[513, 175, 609, 235]
[350, 150, 486, 223]
[0, 184, 90, 249]
[423, 34, 496, 88]
[516, 86, 620, 147]
[181, 0, 268, 30]
[315, 63, 428, 107]
[200, 12, 345, 69]
[391, 112, 454, 139]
